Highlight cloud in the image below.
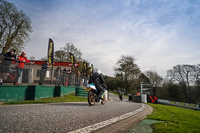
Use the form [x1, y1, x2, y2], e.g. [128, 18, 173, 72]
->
[6, 0, 200, 77]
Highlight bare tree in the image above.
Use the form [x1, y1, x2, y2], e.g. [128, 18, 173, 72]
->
[195, 64, 200, 85]
[144, 70, 163, 87]
[0, 0, 32, 55]
[167, 64, 196, 102]
[54, 43, 82, 62]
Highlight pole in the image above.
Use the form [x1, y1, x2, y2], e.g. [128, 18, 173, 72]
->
[28, 63, 31, 85]
[153, 82, 156, 95]
[50, 67, 53, 86]
[140, 82, 143, 102]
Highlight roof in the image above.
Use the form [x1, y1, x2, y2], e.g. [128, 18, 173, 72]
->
[32, 60, 79, 67]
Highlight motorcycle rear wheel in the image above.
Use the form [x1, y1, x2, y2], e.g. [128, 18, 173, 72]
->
[88, 91, 95, 106]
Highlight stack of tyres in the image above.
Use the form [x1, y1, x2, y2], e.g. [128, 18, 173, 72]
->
[75, 87, 88, 97]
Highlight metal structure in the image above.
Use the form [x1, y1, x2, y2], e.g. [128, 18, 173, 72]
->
[140, 82, 156, 103]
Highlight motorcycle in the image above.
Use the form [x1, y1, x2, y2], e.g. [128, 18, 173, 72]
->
[119, 94, 123, 101]
[87, 84, 106, 106]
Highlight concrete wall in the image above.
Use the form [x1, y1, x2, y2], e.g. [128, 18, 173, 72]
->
[0, 85, 27, 102]
[0, 85, 76, 102]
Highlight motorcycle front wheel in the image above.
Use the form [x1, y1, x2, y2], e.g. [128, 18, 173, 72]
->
[88, 91, 95, 106]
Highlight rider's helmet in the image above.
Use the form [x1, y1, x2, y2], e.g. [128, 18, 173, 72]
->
[97, 69, 101, 74]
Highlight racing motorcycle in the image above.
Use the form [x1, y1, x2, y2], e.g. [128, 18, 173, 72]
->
[87, 84, 106, 106]
[119, 94, 123, 101]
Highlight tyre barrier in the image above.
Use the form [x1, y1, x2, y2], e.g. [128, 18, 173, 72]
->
[75, 87, 88, 97]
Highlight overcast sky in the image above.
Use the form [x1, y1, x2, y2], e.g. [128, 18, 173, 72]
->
[6, 0, 200, 77]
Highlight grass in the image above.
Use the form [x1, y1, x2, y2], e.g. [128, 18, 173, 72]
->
[147, 103, 200, 133]
[4, 93, 87, 105]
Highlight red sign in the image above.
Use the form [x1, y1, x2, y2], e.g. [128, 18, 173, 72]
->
[33, 61, 79, 67]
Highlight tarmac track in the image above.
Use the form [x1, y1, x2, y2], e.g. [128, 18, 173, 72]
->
[0, 94, 144, 133]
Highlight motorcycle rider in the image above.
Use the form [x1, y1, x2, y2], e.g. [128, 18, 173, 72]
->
[118, 91, 123, 101]
[89, 69, 106, 99]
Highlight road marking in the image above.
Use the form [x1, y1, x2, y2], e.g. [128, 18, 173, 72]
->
[68, 104, 145, 133]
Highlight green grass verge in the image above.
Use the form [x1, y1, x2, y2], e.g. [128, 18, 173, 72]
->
[110, 91, 129, 97]
[4, 93, 87, 105]
[147, 103, 200, 133]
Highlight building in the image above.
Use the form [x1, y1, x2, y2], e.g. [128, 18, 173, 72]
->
[5, 60, 79, 84]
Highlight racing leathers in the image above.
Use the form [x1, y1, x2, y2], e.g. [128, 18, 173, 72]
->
[89, 72, 106, 99]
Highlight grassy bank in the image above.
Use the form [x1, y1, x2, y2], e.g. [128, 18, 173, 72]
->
[4, 93, 87, 105]
[147, 103, 200, 133]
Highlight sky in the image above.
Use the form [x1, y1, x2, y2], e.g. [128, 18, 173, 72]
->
[5, 0, 200, 77]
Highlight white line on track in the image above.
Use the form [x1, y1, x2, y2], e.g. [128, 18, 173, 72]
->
[68, 104, 145, 133]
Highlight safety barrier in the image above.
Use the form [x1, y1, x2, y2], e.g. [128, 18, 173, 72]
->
[0, 85, 27, 102]
[75, 87, 88, 97]
[0, 85, 76, 102]
[158, 99, 200, 110]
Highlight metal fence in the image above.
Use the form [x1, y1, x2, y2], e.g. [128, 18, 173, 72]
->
[0, 59, 89, 86]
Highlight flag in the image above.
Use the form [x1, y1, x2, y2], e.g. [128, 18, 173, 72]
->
[83, 62, 87, 73]
[70, 52, 75, 70]
[90, 64, 93, 74]
[47, 38, 54, 69]
[83, 62, 88, 76]
[84, 62, 87, 71]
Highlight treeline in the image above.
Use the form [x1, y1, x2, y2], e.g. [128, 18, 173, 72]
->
[163, 64, 200, 104]
[105, 55, 200, 104]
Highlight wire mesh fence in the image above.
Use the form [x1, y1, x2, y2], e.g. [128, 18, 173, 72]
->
[0, 58, 89, 86]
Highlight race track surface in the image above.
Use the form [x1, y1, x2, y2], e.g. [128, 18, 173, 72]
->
[0, 94, 142, 133]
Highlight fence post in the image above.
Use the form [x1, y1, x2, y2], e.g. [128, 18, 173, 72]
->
[28, 63, 31, 85]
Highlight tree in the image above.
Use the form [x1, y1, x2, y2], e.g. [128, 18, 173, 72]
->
[104, 75, 117, 91]
[167, 64, 196, 102]
[40, 56, 47, 61]
[115, 73, 125, 89]
[54, 50, 66, 62]
[165, 83, 184, 102]
[30, 56, 35, 60]
[138, 73, 150, 84]
[114, 55, 140, 94]
[144, 70, 163, 87]
[0, 0, 32, 55]
[195, 64, 200, 85]
[62, 43, 82, 62]
[54, 43, 82, 62]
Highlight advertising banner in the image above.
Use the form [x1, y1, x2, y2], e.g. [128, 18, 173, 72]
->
[47, 38, 54, 69]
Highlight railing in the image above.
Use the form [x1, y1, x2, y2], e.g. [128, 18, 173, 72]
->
[0, 59, 89, 86]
